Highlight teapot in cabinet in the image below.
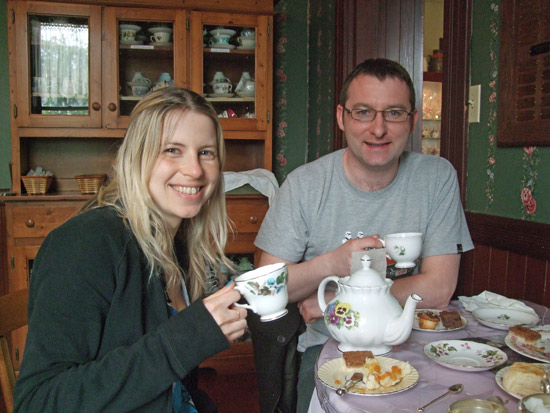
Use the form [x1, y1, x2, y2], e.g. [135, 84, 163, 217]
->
[318, 254, 422, 354]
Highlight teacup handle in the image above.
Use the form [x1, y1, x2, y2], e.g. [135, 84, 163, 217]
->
[234, 302, 255, 312]
[233, 284, 256, 312]
[377, 239, 392, 260]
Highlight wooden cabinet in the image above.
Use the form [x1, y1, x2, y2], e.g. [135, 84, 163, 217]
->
[5, 0, 274, 377]
[4, 198, 87, 369]
[8, 0, 273, 194]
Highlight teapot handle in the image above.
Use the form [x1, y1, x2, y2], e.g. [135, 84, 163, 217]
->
[317, 276, 340, 312]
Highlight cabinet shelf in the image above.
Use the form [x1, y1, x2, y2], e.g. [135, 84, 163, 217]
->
[423, 71, 442, 82]
[206, 96, 254, 102]
[204, 48, 254, 55]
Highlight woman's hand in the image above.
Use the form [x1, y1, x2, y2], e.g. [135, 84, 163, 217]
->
[203, 281, 248, 342]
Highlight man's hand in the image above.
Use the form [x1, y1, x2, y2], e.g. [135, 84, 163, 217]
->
[297, 289, 336, 324]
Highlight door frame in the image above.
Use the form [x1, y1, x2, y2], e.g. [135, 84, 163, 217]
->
[334, 0, 472, 201]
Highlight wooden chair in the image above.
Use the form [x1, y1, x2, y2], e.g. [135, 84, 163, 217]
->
[0, 289, 28, 413]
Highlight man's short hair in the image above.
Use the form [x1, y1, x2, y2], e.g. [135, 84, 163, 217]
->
[339, 58, 416, 111]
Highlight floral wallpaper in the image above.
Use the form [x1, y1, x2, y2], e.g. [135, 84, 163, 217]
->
[272, 0, 335, 184]
[467, 0, 549, 223]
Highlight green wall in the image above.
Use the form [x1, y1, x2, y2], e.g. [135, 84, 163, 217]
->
[0, 0, 11, 191]
[272, 0, 335, 183]
[467, 0, 550, 223]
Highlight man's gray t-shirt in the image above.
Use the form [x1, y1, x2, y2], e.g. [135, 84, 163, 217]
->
[254, 149, 473, 350]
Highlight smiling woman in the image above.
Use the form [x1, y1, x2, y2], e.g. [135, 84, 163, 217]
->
[13, 88, 250, 412]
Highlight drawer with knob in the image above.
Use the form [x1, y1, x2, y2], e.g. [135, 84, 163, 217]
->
[10, 204, 83, 238]
[226, 196, 268, 235]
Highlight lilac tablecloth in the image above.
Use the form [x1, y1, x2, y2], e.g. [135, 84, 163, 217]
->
[311, 300, 550, 413]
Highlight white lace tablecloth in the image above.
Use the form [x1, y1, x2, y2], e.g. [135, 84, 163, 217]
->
[311, 300, 550, 413]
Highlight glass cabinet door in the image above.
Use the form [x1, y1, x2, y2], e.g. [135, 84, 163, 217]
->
[103, 8, 187, 129]
[190, 12, 273, 133]
[13, 2, 102, 127]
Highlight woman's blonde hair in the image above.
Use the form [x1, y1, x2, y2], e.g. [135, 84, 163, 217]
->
[88, 88, 232, 301]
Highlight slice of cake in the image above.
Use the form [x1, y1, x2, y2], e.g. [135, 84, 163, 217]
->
[509, 325, 541, 343]
[342, 350, 374, 368]
[440, 310, 463, 329]
[502, 362, 546, 397]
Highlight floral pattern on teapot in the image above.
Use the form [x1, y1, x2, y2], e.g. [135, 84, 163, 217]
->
[324, 300, 360, 330]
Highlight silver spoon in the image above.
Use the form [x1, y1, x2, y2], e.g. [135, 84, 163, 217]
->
[336, 372, 364, 396]
[417, 383, 464, 411]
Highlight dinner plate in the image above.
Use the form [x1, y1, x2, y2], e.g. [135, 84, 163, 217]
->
[504, 325, 550, 363]
[317, 356, 419, 396]
[413, 309, 467, 332]
[209, 28, 236, 37]
[495, 363, 550, 399]
[423, 340, 508, 371]
[472, 307, 540, 330]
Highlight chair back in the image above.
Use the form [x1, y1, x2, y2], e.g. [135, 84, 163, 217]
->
[0, 289, 29, 413]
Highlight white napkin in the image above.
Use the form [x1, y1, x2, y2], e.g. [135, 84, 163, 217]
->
[458, 290, 538, 317]
[223, 169, 279, 204]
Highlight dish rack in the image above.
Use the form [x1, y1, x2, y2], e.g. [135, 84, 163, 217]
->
[21, 175, 53, 195]
[74, 174, 107, 194]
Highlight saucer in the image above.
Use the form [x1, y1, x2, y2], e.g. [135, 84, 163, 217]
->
[472, 307, 539, 330]
[149, 27, 173, 34]
[120, 39, 144, 45]
[209, 28, 236, 37]
[413, 309, 467, 332]
[151, 42, 173, 47]
[120, 24, 141, 31]
[423, 340, 507, 371]
[236, 91, 255, 98]
[207, 93, 235, 98]
[208, 44, 235, 50]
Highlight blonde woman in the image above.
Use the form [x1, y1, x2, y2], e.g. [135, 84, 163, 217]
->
[14, 88, 247, 412]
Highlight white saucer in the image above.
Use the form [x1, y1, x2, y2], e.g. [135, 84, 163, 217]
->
[209, 28, 236, 37]
[152, 42, 173, 47]
[207, 93, 235, 98]
[236, 91, 255, 98]
[423, 340, 507, 371]
[120, 24, 141, 32]
[120, 39, 143, 45]
[149, 27, 173, 34]
[472, 307, 540, 330]
[236, 46, 255, 50]
[208, 44, 236, 50]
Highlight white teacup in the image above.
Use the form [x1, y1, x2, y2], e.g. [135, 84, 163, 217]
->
[212, 82, 232, 95]
[120, 29, 136, 42]
[209, 34, 231, 46]
[237, 37, 255, 48]
[234, 262, 289, 322]
[150, 31, 171, 43]
[381, 232, 423, 269]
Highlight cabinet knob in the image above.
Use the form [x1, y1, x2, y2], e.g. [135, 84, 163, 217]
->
[25, 219, 35, 228]
[249, 216, 258, 224]
[108, 103, 117, 112]
[91, 102, 101, 111]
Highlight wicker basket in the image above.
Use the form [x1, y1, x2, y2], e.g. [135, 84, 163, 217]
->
[21, 175, 53, 195]
[74, 174, 107, 194]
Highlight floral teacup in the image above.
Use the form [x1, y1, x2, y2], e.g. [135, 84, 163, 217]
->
[234, 262, 288, 322]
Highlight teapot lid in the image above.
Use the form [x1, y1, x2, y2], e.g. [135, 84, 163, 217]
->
[343, 254, 387, 287]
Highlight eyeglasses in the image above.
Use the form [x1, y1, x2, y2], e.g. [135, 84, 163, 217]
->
[343, 107, 413, 122]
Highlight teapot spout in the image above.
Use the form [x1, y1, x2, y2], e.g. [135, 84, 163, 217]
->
[384, 294, 423, 345]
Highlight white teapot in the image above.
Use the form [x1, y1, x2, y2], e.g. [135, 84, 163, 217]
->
[318, 254, 422, 354]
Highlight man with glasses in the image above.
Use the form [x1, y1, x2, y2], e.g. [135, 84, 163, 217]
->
[253, 58, 473, 412]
